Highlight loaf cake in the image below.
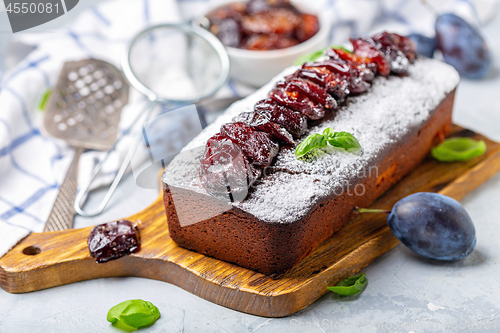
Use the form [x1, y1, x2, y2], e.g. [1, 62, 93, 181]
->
[162, 33, 460, 276]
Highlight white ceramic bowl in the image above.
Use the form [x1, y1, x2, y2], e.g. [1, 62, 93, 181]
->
[206, 1, 330, 87]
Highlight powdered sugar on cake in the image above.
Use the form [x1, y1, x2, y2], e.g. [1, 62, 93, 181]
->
[163, 58, 459, 223]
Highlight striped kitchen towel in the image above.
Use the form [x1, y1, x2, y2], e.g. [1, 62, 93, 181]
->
[0, 0, 497, 257]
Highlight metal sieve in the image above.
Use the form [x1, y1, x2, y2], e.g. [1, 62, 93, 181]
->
[74, 23, 230, 217]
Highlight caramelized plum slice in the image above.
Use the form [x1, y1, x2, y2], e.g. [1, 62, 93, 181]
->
[326, 48, 376, 81]
[296, 13, 320, 42]
[284, 78, 337, 109]
[291, 68, 328, 87]
[269, 87, 326, 120]
[254, 99, 307, 137]
[206, 2, 245, 23]
[88, 220, 140, 263]
[233, 111, 294, 145]
[243, 34, 298, 50]
[373, 31, 416, 63]
[245, 0, 296, 15]
[350, 37, 391, 76]
[200, 134, 260, 202]
[297, 67, 350, 101]
[383, 46, 409, 74]
[245, 0, 271, 14]
[241, 8, 301, 36]
[211, 18, 242, 48]
[221, 122, 279, 167]
[348, 68, 371, 94]
[304, 59, 350, 77]
[207, 3, 245, 48]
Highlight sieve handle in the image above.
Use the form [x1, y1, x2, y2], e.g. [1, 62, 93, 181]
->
[74, 101, 156, 217]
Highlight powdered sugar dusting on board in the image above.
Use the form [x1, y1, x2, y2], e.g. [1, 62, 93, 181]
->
[163, 58, 459, 223]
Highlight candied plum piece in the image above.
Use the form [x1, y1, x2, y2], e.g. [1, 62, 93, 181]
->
[243, 34, 298, 50]
[303, 59, 369, 95]
[297, 67, 350, 101]
[326, 48, 376, 81]
[351, 63, 375, 82]
[291, 68, 329, 87]
[245, 0, 271, 14]
[254, 99, 307, 137]
[269, 87, 326, 120]
[211, 18, 242, 48]
[348, 67, 371, 94]
[326, 47, 366, 63]
[88, 220, 140, 263]
[373, 31, 417, 63]
[326, 76, 350, 101]
[296, 13, 320, 42]
[382, 46, 409, 75]
[221, 122, 279, 167]
[370, 32, 410, 74]
[241, 8, 301, 36]
[233, 111, 294, 145]
[206, 3, 245, 26]
[207, 3, 245, 47]
[304, 59, 350, 77]
[200, 134, 260, 202]
[284, 78, 337, 109]
[350, 37, 391, 76]
[246, 0, 296, 15]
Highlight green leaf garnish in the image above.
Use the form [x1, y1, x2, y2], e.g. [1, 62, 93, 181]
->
[39, 89, 52, 111]
[295, 128, 361, 159]
[431, 138, 486, 162]
[327, 273, 367, 296]
[294, 48, 327, 66]
[294, 45, 352, 66]
[107, 299, 160, 331]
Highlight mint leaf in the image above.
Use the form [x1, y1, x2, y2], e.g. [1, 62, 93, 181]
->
[327, 273, 367, 296]
[294, 45, 352, 66]
[323, 130, 361, 151]
[295, 133, 327, 158]
[431, 138, 486, 162]
[107, 300, 132, 324]
[39, 89, 52, 111]
[107, 299, 160, 331]
[294, 48, 327, 66]
[295, 129, 361, 159]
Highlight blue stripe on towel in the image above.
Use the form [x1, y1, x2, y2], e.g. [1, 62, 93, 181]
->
[2, 87, 36, 130]
[144, 0, 150, 24]
[91, 6, 112, 26]
[0, 216, 33, 231]
[0, 55, 50, 90]
[67, 30, 93, 58]
[0, 129, 40, 158]
[0, 184, 57, 222]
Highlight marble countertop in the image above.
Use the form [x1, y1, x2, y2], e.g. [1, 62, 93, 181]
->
[1, 5, 500, 333]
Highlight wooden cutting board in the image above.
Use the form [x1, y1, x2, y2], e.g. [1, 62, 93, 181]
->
[1, 125, 500, 318]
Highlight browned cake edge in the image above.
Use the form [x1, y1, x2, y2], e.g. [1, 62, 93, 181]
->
[163, 89, 455, 276]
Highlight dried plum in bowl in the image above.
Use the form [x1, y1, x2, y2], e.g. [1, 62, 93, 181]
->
[202, 0, 329, 87]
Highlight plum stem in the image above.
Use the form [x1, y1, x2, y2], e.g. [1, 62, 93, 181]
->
[355, 207, 391, 214]
[420, 0, 440, 17]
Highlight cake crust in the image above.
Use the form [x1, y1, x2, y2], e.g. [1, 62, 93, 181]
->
[164, 90, 455, 276]
[162, 58, 459, 276]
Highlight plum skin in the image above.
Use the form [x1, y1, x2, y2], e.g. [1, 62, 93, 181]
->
[407, 33, 436, 58]
[435, 13, 492, 79]
[388, 192, 476, 260]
